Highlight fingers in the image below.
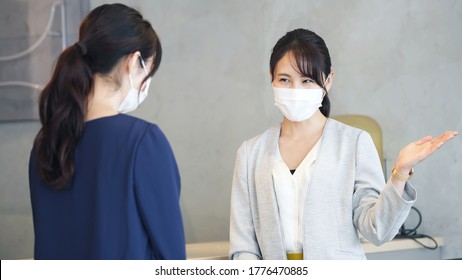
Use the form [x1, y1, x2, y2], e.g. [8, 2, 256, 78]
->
[439, 131, 458, 139]
[417, 131, 457, 156]
[398, 131, 458, 170]
[433, 131, 459, 147]
[414, 131, 458, 147]
[414, 136, 433, 145]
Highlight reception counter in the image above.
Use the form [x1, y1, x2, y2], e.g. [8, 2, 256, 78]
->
[186, 237, 444, 260]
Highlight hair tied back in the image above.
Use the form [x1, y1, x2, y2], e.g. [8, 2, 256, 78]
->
[74, 42, 87, 56]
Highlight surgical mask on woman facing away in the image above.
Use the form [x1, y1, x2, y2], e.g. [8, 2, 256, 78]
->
[273, 87, 324, 122]
[118, 57, 151, 113]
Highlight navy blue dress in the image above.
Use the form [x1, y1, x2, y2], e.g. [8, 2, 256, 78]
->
[28, 114, 186, 259]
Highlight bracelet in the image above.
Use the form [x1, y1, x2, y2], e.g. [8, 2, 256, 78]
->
[392, 166, 414, 181]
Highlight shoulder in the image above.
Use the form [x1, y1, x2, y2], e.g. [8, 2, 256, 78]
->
[247, 124, 280, 147]
[325, 118, 371, 142]
[238, 124, 280, 153]
[113, 114, 164, 140]
[326, 118, 363, 137]
[116, 114, 157, 131]
[325, 118, 376, 151]
[101, 115, 172, 155]
[86, 114, 156, 136]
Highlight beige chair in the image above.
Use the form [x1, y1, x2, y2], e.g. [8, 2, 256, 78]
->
[332, 114, 386, 175]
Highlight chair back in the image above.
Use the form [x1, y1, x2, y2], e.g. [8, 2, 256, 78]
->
[332, 114, 384, 172]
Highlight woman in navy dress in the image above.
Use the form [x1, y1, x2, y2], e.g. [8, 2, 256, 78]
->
[28, 4, 186, 259]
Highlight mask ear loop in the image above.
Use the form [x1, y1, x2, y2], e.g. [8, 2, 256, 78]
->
[321, 73, 331, 98]
[139, 55, 148, 75]
[137, 55, 152, 104]
[128, 75, 134, 89]
[323, 73, 331, 87]
[135, 55, 147, 103]
[128, 54, 145, 91]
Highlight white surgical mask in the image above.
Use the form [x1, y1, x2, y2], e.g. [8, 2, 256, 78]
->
[118, 57, 151, 113]
[273, 87, 324, 122]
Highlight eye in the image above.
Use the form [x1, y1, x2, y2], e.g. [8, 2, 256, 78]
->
[279, 78, 290, 83]
[302, 79, 314, 84]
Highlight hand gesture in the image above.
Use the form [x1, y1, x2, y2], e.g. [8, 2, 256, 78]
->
[394, 131, 458, 175]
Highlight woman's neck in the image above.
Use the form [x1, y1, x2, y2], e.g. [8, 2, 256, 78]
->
[85, 75, 123, 121]
[280, 111, 327, 141]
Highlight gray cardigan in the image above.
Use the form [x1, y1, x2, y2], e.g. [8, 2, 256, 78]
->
[229, 119, 416, 260]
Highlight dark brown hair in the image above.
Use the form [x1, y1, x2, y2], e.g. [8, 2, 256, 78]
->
[33, 4, 162, 190]
[270, 28, 332, 117]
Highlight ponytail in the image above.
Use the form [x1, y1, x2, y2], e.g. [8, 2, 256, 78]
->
[33, 43, 93, 190]
[33, 3, 162, 190]
[320, 94, 330, 118]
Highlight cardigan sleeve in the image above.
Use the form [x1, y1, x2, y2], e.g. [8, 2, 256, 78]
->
[352, 131, 416, 245]
[229, 141, 262, 260]
[133, 125, 186, 259]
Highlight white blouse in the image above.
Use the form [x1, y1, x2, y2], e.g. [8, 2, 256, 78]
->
[272, 137, 322, 254]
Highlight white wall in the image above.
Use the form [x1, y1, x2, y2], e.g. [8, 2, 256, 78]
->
[1, 0, 460, 259]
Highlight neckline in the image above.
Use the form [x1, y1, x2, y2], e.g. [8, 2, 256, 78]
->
[276, 135, 322, 176]
[275, 118, 329, 175]
[85, 114, 123, 125]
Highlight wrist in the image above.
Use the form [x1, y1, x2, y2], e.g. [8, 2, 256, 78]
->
[392, 165, 414, 181]
[394, 162, 412, 176]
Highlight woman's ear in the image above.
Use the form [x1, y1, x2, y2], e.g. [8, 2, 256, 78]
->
[269, 69, 273, 82]
[325, 71, 335, 91]
[126, 51, 141, 76]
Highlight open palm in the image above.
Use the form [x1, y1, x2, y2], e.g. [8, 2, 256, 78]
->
[395, 131, 458, 173]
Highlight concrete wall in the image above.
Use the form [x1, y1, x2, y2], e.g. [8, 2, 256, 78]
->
[0, 0, 89, 259]
[1, 0, 460, 259]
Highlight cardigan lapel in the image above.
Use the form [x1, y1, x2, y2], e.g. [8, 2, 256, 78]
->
[253, 124, 286, 259]
[302, 119, 341, 258]
[253, 120, 343, 259]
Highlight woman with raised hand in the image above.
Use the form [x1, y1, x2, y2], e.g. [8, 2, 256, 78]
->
[229, 28, 457, 260]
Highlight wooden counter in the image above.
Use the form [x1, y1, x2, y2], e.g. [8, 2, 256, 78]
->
[186, 237, 444, 260]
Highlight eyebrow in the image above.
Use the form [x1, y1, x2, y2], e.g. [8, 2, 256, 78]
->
[276, 73, 313, 79]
